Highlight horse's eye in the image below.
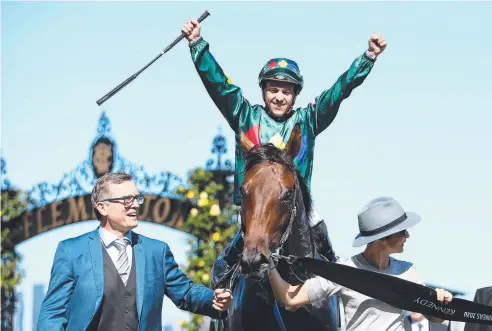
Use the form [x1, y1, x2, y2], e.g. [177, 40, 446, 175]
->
[282, 190, 294, 201]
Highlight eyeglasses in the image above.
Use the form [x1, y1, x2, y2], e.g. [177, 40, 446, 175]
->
[383, 229, 408, 240]
[393, 230, 408, 237]
[99, 194, 145, 206]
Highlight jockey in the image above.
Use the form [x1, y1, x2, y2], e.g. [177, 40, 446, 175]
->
[182, 19, 387, 288]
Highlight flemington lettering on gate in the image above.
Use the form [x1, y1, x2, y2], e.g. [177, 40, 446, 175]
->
[2, 111, 233, 247]
[19, 194, 190, 243]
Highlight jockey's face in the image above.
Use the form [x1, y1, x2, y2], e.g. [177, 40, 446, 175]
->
[263, 81, 296, 118]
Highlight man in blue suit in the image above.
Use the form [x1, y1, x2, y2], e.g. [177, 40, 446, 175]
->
[37, 172, 232, 331]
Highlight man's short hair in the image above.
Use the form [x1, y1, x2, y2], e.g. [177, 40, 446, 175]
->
[91, 172, 133, 220]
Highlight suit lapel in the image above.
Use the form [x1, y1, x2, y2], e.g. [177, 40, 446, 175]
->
[88, 228, 104, 312]
[133, 232, 145, 318]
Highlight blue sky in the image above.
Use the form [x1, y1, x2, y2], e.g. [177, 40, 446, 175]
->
[2, 1, 491, 330]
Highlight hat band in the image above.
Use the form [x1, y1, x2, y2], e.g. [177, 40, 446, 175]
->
[359, 213, 407, 237]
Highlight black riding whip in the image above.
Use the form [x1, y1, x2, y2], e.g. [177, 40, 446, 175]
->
[96, 10, 210, 106]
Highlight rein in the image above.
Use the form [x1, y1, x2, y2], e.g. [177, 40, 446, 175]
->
[271, 197, 297, 259]
[214, 156, 492, 330]
[246, 181, 301, 331]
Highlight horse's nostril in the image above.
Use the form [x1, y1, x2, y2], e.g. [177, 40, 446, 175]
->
[241, 248, 263, 274]
[259, 254, 269, 265]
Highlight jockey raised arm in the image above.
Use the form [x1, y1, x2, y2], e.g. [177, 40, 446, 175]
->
[182, 18, 386, 288]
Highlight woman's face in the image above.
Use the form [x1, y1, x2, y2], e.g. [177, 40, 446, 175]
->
[384, 229, 409, 253]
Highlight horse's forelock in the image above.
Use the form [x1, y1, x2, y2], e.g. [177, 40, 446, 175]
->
[245, 144, 295, 173]
[244, 143, 313, 224]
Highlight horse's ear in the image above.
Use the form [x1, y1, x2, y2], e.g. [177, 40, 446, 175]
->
[285, 123, 302, 160]
[240, 130, 255, 153]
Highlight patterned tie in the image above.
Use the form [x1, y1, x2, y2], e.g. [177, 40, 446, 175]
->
[113, 238, 130, 285]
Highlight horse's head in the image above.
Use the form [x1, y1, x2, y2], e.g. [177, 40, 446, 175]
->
[238, 124, 312, 278]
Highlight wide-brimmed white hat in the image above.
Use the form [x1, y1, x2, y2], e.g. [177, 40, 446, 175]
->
[352, 197, 421, 247]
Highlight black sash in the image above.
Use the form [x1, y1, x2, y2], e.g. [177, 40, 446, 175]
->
[290, 257, 492, 325]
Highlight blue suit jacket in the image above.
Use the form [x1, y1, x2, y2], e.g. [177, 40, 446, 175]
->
[37, 228, 220, 331]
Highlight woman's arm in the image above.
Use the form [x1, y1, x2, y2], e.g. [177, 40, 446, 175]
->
[425, 288, 454, 324]
[267, 258, 342, 309]
[268, 264, 311, 309]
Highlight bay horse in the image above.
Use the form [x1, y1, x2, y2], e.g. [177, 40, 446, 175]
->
[211, 124, 339, 331]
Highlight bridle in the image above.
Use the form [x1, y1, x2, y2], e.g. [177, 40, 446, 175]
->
[239, 178, 301, 331]
[270, 192, 298, 260]
[216, 170, 305, 331]
[239, 177, 300, 268]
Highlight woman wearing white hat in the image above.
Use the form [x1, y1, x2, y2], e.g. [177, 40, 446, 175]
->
[267, 196, 453, 331]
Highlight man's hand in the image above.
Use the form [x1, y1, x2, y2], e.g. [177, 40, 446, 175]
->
[213, 289, 233, 311]
[182, 19, 201, 44]
[367, 33, 387, 58]
[285, 304, 301, 312]
[435, 288, 453, 304]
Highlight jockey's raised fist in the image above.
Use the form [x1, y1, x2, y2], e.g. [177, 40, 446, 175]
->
[182, 19, 201, 44]
[367, 32, 387, 57]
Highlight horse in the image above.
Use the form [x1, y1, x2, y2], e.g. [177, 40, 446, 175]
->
[210, 124, 339, 331]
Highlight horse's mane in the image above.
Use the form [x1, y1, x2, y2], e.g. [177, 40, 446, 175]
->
[244, 143, 313, 220]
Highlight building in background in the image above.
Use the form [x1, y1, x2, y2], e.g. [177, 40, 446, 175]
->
[163, 323, 174, 331]
[31, 284, 45, 330]
[13, 292, 24, 331]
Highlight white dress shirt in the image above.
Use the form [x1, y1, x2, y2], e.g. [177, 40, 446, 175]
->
[411, 319, 429, 331]
[99, 227, 133, 272]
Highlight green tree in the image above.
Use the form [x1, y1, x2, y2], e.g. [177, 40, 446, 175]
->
[175, 168, 239, 331]
[1, 189, 26, 331]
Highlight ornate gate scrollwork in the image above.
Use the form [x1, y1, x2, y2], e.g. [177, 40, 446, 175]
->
[3, 112, 233, 247]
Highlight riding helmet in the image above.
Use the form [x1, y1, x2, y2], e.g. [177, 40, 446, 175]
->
[258, 58, 304, 95]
